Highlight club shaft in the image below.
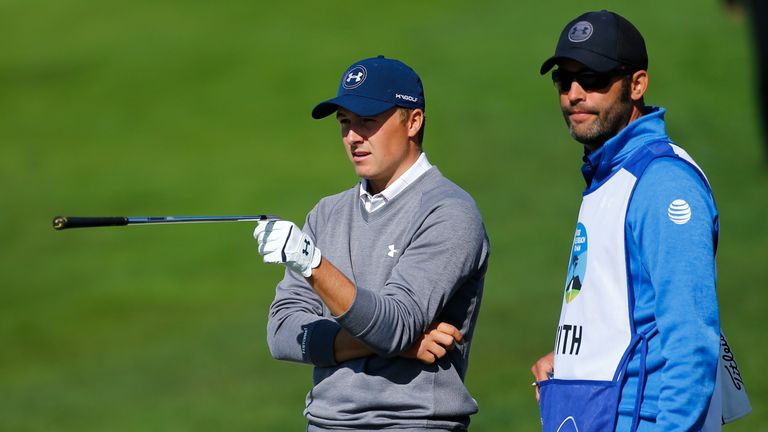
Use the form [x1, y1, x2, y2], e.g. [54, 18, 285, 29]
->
[52, 215, 279, 230]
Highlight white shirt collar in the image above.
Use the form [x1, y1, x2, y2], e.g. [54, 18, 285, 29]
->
[359, 152, 432, 213]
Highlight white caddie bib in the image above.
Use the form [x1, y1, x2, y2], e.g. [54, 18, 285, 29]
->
[539, 142, 749, 432]
[554, 167, 636, 381]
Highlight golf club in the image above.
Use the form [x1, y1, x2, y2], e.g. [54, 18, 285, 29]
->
[52, 215, 280, 231]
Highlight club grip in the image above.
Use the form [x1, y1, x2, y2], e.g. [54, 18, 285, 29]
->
[52, 216, 129, 230]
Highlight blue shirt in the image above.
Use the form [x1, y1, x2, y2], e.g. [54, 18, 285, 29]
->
[581, 107, 721, 431]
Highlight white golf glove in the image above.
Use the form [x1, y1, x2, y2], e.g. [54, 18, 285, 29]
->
[253, 220, 321, 277]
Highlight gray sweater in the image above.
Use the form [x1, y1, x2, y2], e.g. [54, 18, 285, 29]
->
[267, 167, 490, 431]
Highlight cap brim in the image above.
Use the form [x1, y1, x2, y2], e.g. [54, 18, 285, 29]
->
[311, 95, 396, 119]
[539, 48, 622, 74]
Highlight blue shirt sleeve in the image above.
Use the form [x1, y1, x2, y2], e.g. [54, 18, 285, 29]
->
[626, 157, 720, 431]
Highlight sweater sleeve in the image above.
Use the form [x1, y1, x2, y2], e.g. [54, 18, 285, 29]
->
[336, 198, 489, 357]
[266, 206, 341, 367]
[628, 158, 720, 431]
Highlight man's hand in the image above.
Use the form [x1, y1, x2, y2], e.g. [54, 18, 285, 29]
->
[530, 351, 554, 402]
[254, 220, 321, 277]
[401, 322, 463, 364]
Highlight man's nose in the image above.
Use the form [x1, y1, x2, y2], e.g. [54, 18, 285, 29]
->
[567, 81, 587, 104]
[344, 126, 365, 143]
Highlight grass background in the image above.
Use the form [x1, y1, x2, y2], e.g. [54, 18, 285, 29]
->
[2, 0, 766, 430]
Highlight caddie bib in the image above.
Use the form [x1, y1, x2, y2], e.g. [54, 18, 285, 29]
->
[538, 141, 707, 432]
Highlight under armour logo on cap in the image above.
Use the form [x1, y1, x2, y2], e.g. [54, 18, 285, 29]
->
[568, 21, 593, 42]
[347, 72, 363, 83]
[342, 65, 367, 89]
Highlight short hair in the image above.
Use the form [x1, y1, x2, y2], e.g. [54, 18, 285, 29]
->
[621, 72, 644, 106]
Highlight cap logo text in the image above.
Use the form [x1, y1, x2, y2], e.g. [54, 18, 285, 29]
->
[568, 21, 593, 42]
[395, 94, 418, 103]
[343, 65, 367, 89]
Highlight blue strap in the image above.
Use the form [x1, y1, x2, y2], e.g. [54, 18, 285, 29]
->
[630, 326, 659, 432]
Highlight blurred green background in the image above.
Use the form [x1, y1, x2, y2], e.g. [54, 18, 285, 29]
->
[2, 0, 765, 430]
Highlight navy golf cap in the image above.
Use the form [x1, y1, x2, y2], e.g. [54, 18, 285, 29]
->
[312, 55, 425, 119]
[540, 10, 647, 74]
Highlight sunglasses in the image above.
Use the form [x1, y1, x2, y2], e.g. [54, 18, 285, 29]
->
[551, 68, 631, 92]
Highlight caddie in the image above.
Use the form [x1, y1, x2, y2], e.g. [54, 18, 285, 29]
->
[530, 10, 750, 432]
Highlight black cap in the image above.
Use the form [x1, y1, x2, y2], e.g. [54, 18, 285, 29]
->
[540, 10, 647, 74]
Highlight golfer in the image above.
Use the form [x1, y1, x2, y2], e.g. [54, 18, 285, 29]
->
[254, 55, 489, 431]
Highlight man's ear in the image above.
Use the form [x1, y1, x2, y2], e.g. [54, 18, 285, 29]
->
[407, 109, 424, 139]
[630, 70, 648, 101]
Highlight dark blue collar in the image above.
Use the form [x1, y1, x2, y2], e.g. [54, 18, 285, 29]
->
[581, 106, 670, 190]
